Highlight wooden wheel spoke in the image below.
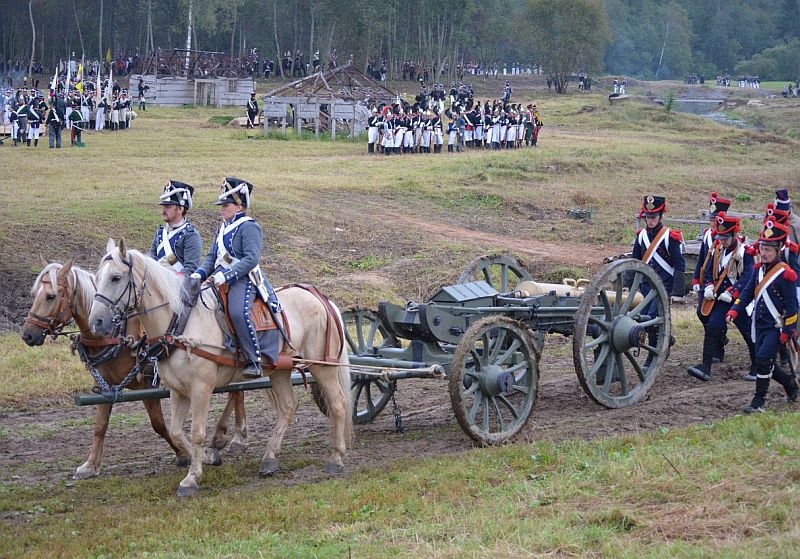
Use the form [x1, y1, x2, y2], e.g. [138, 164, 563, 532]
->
[352, 381, 364, 404]
[583, 333, 609, 351]
[510, 384, 530, 395]
[489, 328, 508, 360]
[495, 338, 521, 365]
[629, 289, 656, 317]
[355, 317, 366, 352]
[637, 317, 664, 328]
[463, 382, 479, 397]
[500, 266, 509, 291]
[616, 353, 628, 395]
[497, 394, 521, 419]
[612, 274, 624, 312]
[366, 320, 380, 349]
[588, 315, 611, 330]
[603, 351, 615, 392]
[481, 397, 490, 432]
[503, 360, 529, 377]
[641, 343, 661, 356]
[468, 392, 483, 423]
[589, 345, 611, 380]
[491, 397, 506, 432]
[624, 350, 647, 381]
[598, 289, 613, 320]
[621, 272, 641, 314]
[366, 384, 376, 415]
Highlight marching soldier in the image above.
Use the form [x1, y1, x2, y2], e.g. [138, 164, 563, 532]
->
[148, 180, 202, 275]
[692, 193, 732, 360]
[246, 92, 258, 129]
[431, 108, 444, 153]
[688, 213, 755, 381]
[190, 178, 282, 378]
[727, 220, 799, 413]
[629, 195, 686, 366]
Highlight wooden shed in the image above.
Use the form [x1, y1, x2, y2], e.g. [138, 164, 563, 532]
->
[261, 63, 398, 139]
[130, 74, 254, 107]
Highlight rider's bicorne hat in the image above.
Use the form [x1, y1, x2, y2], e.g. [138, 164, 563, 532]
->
[714, 212, 739, 237]
[775, 188, 792, 213]
[640, 195, 666, 217]
[215, 177, 253, 208]
[708, 192, 731, 216]
[759, 219, 789, 245]
[159, 180, 194, 209]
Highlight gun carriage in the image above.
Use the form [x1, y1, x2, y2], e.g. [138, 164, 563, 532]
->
[75, 255, 671, 446]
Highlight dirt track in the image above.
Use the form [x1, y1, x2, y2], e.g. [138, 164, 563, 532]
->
[2, 331, 793, 489]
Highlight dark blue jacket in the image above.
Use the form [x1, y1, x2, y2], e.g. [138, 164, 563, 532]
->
[732, 261, 798, 335]
[631, 224, 686, 296]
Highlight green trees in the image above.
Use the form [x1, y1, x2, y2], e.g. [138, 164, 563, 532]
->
[526, 0, 611, 93]
[1, 0, 799, 81]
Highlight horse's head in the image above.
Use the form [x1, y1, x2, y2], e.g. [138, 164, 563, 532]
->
[22, 257, 76, 346]
[90, 238, 181, 336]
[90, 238, 140, 336]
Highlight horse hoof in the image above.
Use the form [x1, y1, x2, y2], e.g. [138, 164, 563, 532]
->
[259, 459, 280, 477]
[228, 441, 246, 454]
[177, 483, 199, 498]
[210, 438, 229, 451]
[203, 448, 223, 467]
[176, 455, 191, 468]
[324, 463, 344, 475]
[73, 465, 99, 480]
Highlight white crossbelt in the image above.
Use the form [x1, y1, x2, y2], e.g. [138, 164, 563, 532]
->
[157, 221, 189, 272]
[750, 265, 786, 341]
[638, 228, 674, 276]
[213, 215, 270, 303]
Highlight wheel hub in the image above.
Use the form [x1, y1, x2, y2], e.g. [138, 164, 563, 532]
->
[609, 316, 646, 353]
[478, 364, 514, 396]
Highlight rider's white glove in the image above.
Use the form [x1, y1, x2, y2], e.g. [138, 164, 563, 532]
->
[692, 283, 701, 294]
[213, 271, 226, 286]
[718, 291, 733, 304]
[703, 285, 716, 300]
[190, 272, 202, 280]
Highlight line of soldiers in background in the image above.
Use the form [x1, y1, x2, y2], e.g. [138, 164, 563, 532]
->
[366, 99, 542, 155]
[1, 84, 136, 148]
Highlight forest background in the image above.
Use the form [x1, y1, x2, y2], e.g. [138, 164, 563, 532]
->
[2, 0, 800, 83]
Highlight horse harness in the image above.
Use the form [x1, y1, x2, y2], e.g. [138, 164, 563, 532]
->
[91, 258, 345, 395]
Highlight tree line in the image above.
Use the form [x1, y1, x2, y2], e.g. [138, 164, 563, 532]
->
[1, 0, 799, 83]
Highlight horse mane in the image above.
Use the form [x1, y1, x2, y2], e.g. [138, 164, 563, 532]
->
[101, 248, 184, 315]
[31, 263, 97, 311]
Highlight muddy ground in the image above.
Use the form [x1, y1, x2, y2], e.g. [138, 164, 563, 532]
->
[2, 330, 791, 490]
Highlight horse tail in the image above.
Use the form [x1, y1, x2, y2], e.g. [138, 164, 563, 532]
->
[331, 301, 353, 447]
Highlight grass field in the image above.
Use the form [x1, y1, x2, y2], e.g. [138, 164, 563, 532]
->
[1, 412, 799, 557]
[2, 82, 800, 557]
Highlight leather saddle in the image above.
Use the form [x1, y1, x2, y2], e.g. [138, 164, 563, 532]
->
[216, 283, 281, 335]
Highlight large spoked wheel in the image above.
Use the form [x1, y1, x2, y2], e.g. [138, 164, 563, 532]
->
[449, 316, 539, 445]
[458, 254, 532, 292]
[311, 308, 399, 424]
[572, 259, 671, 408]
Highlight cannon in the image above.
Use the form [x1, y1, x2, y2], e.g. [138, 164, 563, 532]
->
[318, 254, 672, 445]
[75, 254, 672, 447]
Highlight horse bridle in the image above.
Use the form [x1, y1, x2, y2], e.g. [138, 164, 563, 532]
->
[93, 253, 169, 326]
[92, 253, 147, 326]
[24, 275, 76, 339]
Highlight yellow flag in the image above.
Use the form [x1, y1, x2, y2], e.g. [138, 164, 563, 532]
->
[106, 48, 112, 64]
[76, 64, 84, 93]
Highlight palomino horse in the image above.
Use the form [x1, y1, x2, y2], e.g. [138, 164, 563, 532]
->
[21, 258, 248, 479]
[89, 239, 352, 497]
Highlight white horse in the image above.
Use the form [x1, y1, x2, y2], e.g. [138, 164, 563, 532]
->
[21, 259, 248, 479]
[88, 239, 352, 496]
